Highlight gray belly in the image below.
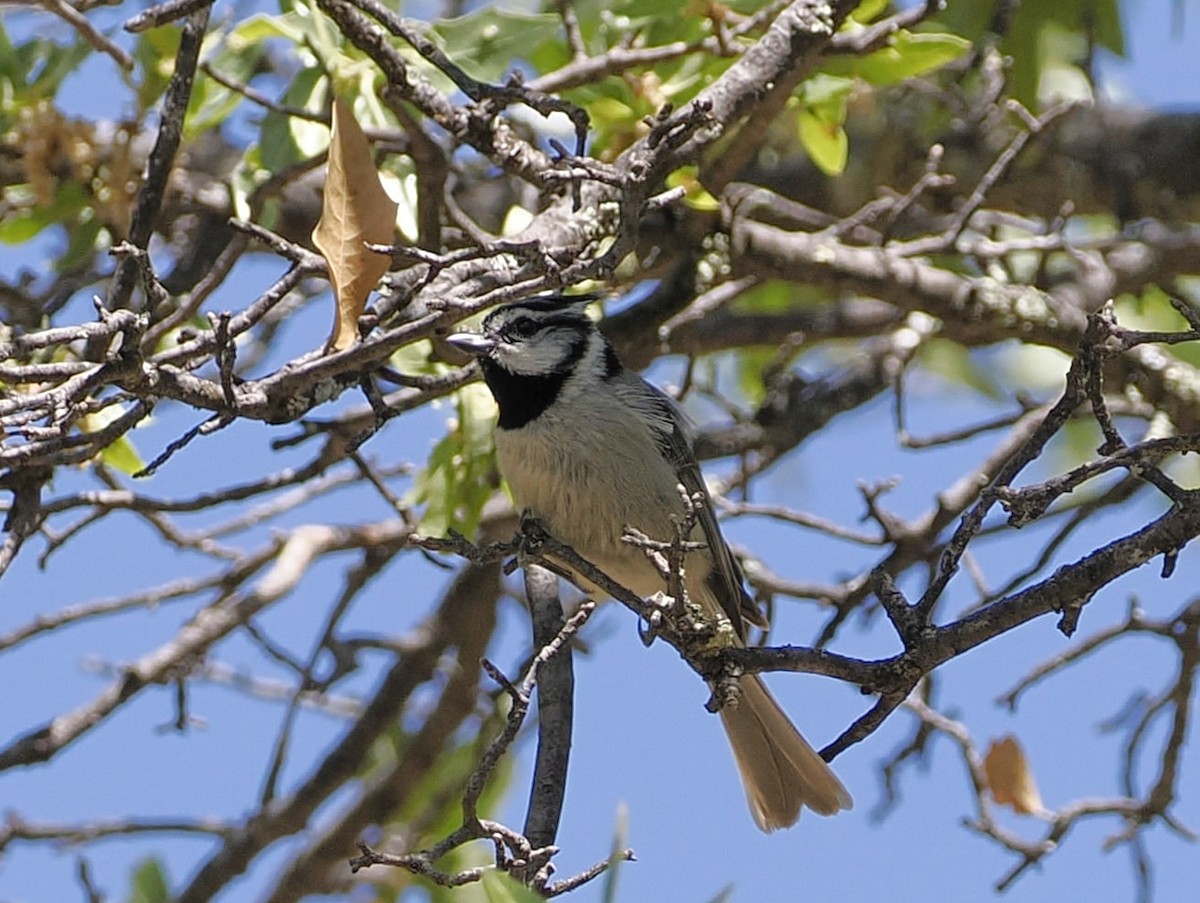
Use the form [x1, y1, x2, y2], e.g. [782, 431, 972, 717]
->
[495, 419, 710, 600]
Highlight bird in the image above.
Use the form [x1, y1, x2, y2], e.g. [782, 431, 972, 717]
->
[446, 294, 852, 830]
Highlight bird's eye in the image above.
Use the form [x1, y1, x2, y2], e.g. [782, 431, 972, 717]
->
[506, 318, 540, 340]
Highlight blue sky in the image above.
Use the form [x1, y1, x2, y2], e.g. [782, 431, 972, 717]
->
[1, 3, 1198, 903]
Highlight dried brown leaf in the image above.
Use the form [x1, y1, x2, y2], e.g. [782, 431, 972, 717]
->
[983, 734, 1045, 815]
[312, 96, 398, 352]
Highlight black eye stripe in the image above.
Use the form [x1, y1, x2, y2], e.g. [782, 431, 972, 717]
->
[482, 296, 600, 339]
[504, 317, 539, 338]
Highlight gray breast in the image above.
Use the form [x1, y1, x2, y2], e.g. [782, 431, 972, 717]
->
[495, 398, 695, 592]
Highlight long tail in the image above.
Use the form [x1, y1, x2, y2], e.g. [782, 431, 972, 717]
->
[718, 674, 853, 831]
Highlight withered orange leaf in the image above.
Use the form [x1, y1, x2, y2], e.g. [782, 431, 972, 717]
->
[312, 96, 398, 352]
[983, 734, 1045, 816]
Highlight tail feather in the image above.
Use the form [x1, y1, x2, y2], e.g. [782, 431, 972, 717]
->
[718, 674, 852, 831]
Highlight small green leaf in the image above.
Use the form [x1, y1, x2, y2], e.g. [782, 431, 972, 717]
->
[666, 166, 719, 211]
[259, 66, 327, 172]
[125, 857, 170, 903]
[185, 30, 264, 138]
[228, 11, 307, 44]
[606, 0, 708, 46]
[1059, 416, 1103, 473]
[481, 871, 544, 903]
[997, 343, 1072, 394]
[735, 347, 777, 407]
[0, 21, 19, 89]
[434, 9, 562, 82]
[500, 204, 534, 237]
[795, 74, 852, 175]
[57, 214, 103, 272]
[31, 38, 92, 102]
[733, 280, 823, 313]
[99, 436, 147, 477]
[587, 96, 637, 129]
[847, 0, 891, 25]
[230, 146, 266, 221]
[379, 155, 420, 244]
[295, 0, 342, 61]
[825, 31, 970, 85]
[917, 338, 1002, 399]
[405, 384, 496, 536]
[600, 802, 630, 903]
[798, 111, 848, 176]
[799, 72, 855, 112]
[0, 181, 89, 243]
[1088, 0, 1125, 56]
[1114, 286, 1200, 370]
[459, 381, 496, 461]
[1113, 285, 1182, 331]
[388, 338, 438, 376]
[133, 26, 182, 112]
[81, 404, 148, 476]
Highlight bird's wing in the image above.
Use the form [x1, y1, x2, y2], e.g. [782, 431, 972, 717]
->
[613, 374, 767, 636]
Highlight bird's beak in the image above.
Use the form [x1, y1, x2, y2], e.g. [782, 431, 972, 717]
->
[446, 332, 495, 356]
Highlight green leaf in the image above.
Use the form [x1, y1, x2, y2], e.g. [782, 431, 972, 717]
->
[481, 871, 544, 903]
[228, 11, 309, 44]
[0, 21, 19, 89]
[658, 52, 734, 106]
[81, 404, 148, 476]
[230, 160, 257, 222]
[365, 703, 513, 845]
[259, 66, 327, 172]
[290, 92, 332, 159]
[798, 111, 848, 176]
[735, 347, 778, 407]
[824, 31, 970, 85]
[847, 0, 891, 25]
[1113, 285, 1183, 331]
[29, 38, 92, 102]
[500, 204, 534, 237]
[999, 0, 1119, 109]
[1056, 416, 1105, 477]
[604, 0, 710, 46]
[133, 25, 182, 112]
[1088, 0, 1125, 56]
[185, 30, 265, 138]
[940, 0, 1002, 41]
[586, 94, 638, 130]
[1003, 2, 1045, 109]
[1114, 286, 1200, 370]
[57, 214, 104, 272]
[996, 343, 1072, 394]
[99, 435, 147, 477]
[380, 153, 420, 244]
[666, 166, 719, 211]
[795, 74, 852, 176]
[0, 181, 89, 244]
[799, 72, 855, 112]
[434, 9, 563, 82]
[916, 338, 1002, 399]
[388, 338, 441, 376]
[296, 0, 343, 62]
[405, 384, 496, 536]
[733, 280, 825, 313]
[125, 857, 170, 903]
[600, 803, 630, 903]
